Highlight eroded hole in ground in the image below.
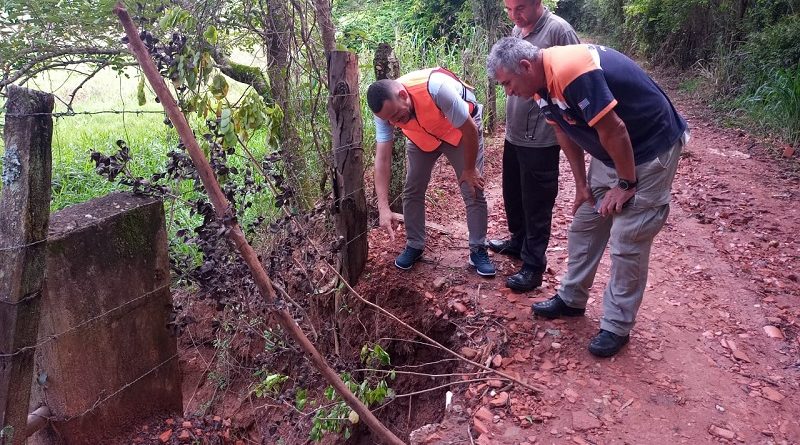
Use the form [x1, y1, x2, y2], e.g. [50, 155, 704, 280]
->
[338, 284, 461, 444]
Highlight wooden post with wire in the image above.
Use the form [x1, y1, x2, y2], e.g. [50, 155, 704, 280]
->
[0, 85, 54, 445]
[113, 4, 404, 444]
[328, 51, 368, 286]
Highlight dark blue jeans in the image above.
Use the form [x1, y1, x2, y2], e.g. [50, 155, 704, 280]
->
[502, 140, 560, 274]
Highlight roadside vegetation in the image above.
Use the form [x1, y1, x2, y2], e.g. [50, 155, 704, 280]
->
[1, 1, 797, 441]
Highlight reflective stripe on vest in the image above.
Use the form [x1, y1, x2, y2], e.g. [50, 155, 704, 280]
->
[394, 67, 476, 152]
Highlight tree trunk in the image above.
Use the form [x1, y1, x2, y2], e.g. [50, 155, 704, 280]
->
[0, 85, 53, 445]
[470, 0, 504, 134]
[327, 51, 368, 285]
[313, 0, 336, 55]
[262, 0, 312, 209]
[373, 43, 405, 213]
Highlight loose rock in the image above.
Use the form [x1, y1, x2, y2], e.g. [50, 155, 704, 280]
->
[159, 429, 173, 443]
[763, 325, 784, 339]
[572, 411, 601, 431]
[492, 354, 503, 368]
[473, 419, 490, 435]
[474, 407, 494, 423]
[460, 347, 478, 359]
[709, 425, 736, 440]
[761, 387, 785, 403]
[490, 392, 509, 407]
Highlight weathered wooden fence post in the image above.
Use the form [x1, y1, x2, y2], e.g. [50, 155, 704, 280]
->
[328, 51, 368, 285]
[373, 43, 405, 213]
[0, 86, 54, 445]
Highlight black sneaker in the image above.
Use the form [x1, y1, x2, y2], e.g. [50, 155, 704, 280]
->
[394, 246, 423, 270]
[468, 246, 496, 277]
[486, 239, 521, 258]
[531, 294, 586, 318]
[506, 266, 542, 292]
[588, 329, 630, 357]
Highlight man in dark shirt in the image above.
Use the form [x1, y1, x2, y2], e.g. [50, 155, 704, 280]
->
[488, 38, 689, 357]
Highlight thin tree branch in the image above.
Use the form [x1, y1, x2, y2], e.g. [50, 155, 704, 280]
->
[1, 47, 125, 89]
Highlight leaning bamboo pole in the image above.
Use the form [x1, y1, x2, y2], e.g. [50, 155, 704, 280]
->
[113, 4, 405, 444]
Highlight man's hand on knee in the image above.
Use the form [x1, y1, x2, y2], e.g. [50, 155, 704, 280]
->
[459, 167, 485, 197]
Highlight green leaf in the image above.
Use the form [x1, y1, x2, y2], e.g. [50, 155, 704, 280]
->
[374, 344, 390, 365]
[219, 107, 232, 133]
[204, 25, 219, 45]
[136, 77, 146, 106]
[210, 74, 229, 100]
[295, 388, 308, 411]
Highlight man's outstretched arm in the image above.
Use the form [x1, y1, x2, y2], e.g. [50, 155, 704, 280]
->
[374, 140, 398, 240]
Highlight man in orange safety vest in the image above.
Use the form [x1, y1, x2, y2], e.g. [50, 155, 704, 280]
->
[367, 67, 496, 277]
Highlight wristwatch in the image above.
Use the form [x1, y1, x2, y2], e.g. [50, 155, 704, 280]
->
[617, 178, 638, 190]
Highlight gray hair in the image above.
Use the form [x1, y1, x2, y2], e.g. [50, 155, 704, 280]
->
[487, 37, 542, 79]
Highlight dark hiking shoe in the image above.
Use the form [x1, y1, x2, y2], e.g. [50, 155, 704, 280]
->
[394, 246, 423, 270]
[486, 238, 521, 258]
[588, 329, 630, 357]
[506, 266, 542, 292]
[531, 294, 586, 318]
[468, 247, 496, 277]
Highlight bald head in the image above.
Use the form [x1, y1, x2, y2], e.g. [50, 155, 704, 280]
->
[367, 79, 403, 113]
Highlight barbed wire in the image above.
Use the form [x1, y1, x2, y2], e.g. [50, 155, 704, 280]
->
[57, 351, 181, 423]
[0, 291, 41, 307]
[0, 110, 165, 118]
[0, 238, 48, 253]
[0, 91, 363, 120]
[0, 274, 183, 359]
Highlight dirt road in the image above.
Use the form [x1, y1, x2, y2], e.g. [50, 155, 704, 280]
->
[368, 77, 800, 444]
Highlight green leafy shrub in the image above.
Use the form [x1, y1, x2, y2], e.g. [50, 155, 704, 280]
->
[734, 14, 800, 95]
[743, 66, 800, 145]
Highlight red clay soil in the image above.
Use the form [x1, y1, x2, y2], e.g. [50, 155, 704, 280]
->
[363, 76, 800, 445]
[117, 73, 799, 444]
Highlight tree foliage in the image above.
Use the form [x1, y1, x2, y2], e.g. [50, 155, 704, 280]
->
[0, 0, 130, 90]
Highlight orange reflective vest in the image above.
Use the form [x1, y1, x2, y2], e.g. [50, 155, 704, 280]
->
[394, 67, 477, 152]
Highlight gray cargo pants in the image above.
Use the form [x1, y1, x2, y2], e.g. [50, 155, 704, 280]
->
[403, 109, 487, 251]
[559, 132, 688, 336]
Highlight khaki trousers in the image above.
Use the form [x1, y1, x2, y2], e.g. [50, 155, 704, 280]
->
[559, 132, 688, 335]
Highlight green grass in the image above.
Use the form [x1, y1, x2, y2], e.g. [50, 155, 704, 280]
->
[744, 66, 800, 146]
[678, 77, 702, 93]
[1, 65, 280, 266]
[1, 67, 178, 211]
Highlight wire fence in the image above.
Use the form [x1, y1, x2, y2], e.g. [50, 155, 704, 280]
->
[0, 74, 365, 430]
[0, 278, 175, 359]
[0, 41, 491, 443]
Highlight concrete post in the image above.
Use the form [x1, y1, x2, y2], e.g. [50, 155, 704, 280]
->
[0, 85, 54, 445]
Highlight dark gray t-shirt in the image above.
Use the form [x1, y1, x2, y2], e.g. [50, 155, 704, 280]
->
[505, 8, 579, 147]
